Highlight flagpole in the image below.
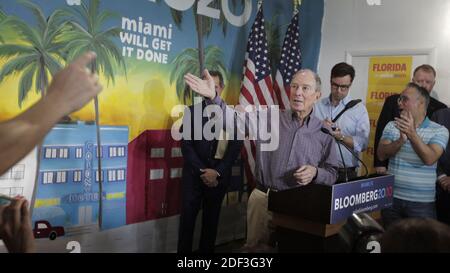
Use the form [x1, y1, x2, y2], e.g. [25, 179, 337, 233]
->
[294, 0, 301, 14]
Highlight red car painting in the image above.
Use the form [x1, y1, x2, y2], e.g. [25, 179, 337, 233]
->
[33, 220, 65, 240]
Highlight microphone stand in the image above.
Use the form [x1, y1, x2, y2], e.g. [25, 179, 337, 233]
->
[337, 139, 369, 179]
[321, 127, 369, 181]
[336, 141, 348, 182]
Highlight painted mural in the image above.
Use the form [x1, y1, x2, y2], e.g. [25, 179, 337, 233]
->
[0, 0, 323, 252]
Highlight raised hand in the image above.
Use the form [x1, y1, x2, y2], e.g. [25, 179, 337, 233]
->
[184, 69, 216, 100]
[395, 111, 415, 139]
[46, 51, 103, 115]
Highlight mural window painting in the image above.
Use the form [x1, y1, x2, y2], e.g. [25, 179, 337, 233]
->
[43, 172, 54, 184]
[73, 170, 82, 182]
[76, 147, 83, 158]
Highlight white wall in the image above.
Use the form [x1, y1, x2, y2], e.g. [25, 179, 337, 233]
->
[318, 0, 450, 106]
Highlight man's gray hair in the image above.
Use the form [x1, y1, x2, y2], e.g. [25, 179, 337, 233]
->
[292, 69, 322, 92]
[407, 82, 430, 109]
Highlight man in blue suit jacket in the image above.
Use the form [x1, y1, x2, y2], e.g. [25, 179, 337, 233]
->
[178, 71, 243, 253]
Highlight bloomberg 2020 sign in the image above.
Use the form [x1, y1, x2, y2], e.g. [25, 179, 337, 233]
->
[331, 175, 394, 224]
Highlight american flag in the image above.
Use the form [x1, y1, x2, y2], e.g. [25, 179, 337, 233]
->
[273, 12, 302, 110]
[239, 5, 274, 191]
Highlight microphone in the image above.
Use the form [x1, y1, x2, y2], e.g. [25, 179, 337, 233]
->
[322, 127, 348, 182]
[332, 99, 362, 123]
[321, 127, 369, 180]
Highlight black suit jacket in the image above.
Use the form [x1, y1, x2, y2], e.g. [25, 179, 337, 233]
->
[374, 94, 448, 168]
[431, 108, 450, 176]
[181, 101, 243, 182]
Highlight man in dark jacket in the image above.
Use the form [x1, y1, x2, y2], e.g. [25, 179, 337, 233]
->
[178, 71, 243, 253]
[432, 108, 450, 225]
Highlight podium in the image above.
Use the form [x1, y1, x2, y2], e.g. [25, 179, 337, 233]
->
[268, 174, 394, 252]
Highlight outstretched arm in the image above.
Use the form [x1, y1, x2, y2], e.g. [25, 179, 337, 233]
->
[0, 52, 102, 175]
[184, 70, 266, 140]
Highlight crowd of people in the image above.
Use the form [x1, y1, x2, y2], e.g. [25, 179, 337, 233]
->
[185, 62, 450, 253]
[1, 52, 449, 253]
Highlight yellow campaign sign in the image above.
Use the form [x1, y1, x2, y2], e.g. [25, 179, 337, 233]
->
[366, 101, 384, 113]
[366, 84, 406, 104]
[368, 56, 412, 86]
[363, 56, 412, 174]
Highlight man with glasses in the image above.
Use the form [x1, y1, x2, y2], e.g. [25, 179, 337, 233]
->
[315, 62, 370, 182]
[377, 83, 449, 228]
[374, 65, 447, 175]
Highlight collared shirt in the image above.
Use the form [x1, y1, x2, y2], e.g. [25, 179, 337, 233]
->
[382, 117, 449, 202]
[314, 95, 370, 168]
[202, 99, 229, 160]
[212, 96, 338, 191]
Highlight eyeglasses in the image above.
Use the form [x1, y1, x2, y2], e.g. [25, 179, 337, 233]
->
[331, 82, 351, 91]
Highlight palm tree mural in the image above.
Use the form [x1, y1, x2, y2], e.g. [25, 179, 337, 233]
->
[61, 0, 126, 229]
[0, 0, 67, 107]
[0, 8, 8, 43]
[62, 0, 126, 85]
[164, 0, 236, 104]
[170, 46, 226, 104]
[167, 0, 289, 104]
